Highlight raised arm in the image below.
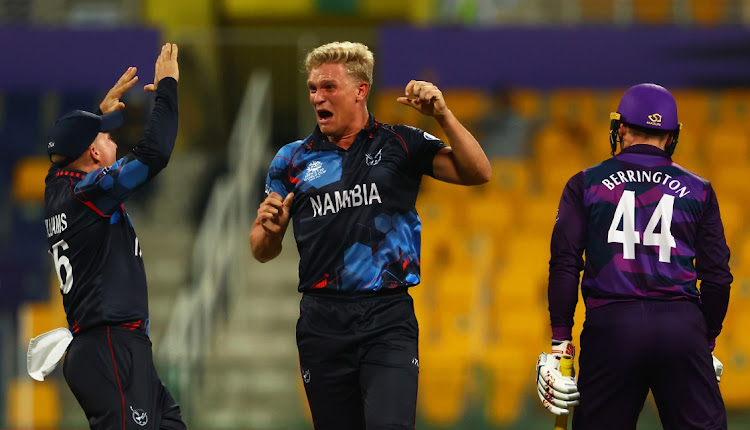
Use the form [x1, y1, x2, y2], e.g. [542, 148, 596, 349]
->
[73, 43, 179, 214]
[397, 80, 491, 185]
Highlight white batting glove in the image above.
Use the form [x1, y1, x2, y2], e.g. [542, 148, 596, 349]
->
[536, 340, 580, 416]
[712, 354, 723, 382]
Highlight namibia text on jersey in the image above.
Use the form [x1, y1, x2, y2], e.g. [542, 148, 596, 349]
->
[310, 183, 382, 217]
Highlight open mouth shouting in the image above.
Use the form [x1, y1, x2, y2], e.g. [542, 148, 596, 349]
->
[316, 108, 334, 125]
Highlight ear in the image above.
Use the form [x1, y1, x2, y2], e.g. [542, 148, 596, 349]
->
[88, 143, 101, 163]
[356, 82, 370, 102]
[618, 123, 626, 137]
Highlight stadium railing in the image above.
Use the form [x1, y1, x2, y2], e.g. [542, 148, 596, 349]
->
[155, 69, 272, 418]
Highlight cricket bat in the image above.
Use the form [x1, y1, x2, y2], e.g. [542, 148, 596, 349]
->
[554, 356, 574, 430]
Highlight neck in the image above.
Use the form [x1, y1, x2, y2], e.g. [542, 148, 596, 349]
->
[66, 159, 100, 173]
[623, 138, 666, 151]
[327, 109, 369, 150]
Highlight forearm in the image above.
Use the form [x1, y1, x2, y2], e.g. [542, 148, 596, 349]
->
[700, 281, 731, 344]
[250, 221, 284, 263]
[548, 173, 586, 341]
[435, 110, 491, 184]
[548, 264, 580, 341]
[132, 77, 179, 179]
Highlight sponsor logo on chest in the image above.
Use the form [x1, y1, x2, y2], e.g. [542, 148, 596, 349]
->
[304, 161, 326, 181]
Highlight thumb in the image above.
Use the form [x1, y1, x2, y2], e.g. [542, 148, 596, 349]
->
[396, 97, 414, 107]
[283, 192, 294, 209]
[144, 84, 156, 92]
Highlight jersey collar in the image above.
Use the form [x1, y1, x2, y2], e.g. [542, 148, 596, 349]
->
[619, 144, 671, 160]
[51, 167, 88, 180]
[310, 114, 379, 151]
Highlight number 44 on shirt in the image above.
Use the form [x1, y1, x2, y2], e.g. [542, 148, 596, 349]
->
[608, 190, 676, 263]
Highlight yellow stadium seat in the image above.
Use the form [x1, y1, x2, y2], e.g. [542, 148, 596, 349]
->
[670, 90, 711, 131]
[532, 124, 590, 170]
[7, 377, 61, 428]
[712, 166, 750, 204]
[703, 125, 749, 171]
[510, 88, 542, 119]
[489, 158, 531, 195]
[717, 89, 750, 124]
[418, 346, 470, 425]
[671, 126, 705, 173]
[579, 0, 615, 22]
[19, 300, 68, 342]
[223, 0, 313, 17]
[482, 345, 531, 425]
[690, 0, 727, 25]
[443, 89, 489, 123]
[372, 88, 423, 127]
[492, 308, 547, 345]
[632, 0, 673, 24]
[537, 162, 584, 199]
[12, 156, 50, 203]
[489, 265, 547, 319]
[548, 89, 597, 124]
[716, 199, 743, 247]
[715, 348, 750, 408]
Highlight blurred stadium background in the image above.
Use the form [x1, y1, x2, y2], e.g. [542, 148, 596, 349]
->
[3, 0, 750, 429]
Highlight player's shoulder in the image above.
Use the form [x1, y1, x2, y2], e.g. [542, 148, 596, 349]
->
[670, 161, 710, 186]
[272, 136, 313, 164]
[383, 123, 442, 143]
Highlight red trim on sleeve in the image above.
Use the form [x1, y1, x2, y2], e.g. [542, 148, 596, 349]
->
[67, 178, 111, 218]
[386, 128, 409, 157]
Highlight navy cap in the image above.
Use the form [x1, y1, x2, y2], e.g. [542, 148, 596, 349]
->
[47, 110, 124, 166]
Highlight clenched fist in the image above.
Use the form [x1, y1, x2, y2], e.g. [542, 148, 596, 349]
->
[397, 80, 449, 118]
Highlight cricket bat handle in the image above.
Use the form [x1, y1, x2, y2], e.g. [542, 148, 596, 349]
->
[554, 356, 574, 430]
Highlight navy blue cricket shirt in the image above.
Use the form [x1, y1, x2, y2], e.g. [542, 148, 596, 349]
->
[265, 115, 446, 293]
[43, 78, 178, 335]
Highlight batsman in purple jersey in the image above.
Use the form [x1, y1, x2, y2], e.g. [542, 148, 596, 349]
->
[536, 83, 731, 430]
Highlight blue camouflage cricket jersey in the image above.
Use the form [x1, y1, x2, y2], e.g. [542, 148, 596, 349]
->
[265, 115, 446, 293]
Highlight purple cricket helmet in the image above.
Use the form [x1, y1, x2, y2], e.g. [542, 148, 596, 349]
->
[609, 83, 682, 156]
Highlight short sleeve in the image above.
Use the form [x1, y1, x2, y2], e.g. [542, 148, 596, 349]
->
[394, 125, 447, 177]
[264, 144, 296, 199]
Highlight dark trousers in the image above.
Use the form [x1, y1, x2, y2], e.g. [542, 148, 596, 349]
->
[296, 290, 420, 430]
[573, 300, 726, 430]
[63, 326, 186, 430]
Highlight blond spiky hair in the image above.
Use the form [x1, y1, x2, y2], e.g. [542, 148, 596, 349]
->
[304, 41, 374, 86]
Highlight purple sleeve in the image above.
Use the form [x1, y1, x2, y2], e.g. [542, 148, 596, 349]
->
[695, 183, 732, 345]
[548, 171, 586, 341]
